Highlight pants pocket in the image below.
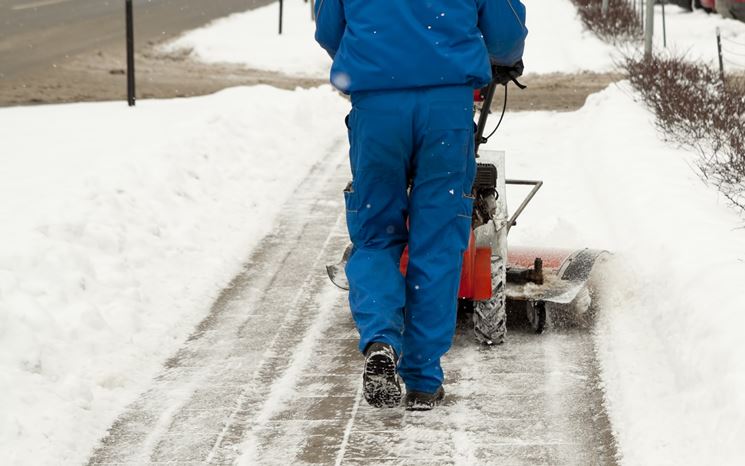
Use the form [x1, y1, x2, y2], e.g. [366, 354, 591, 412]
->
[423, 102, 473, 175]
[344, 181, 362, 242]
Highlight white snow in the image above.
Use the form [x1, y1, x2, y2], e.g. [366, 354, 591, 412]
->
[165, 0, 745, 77]
[520, 0, 617, 73]
[165, 0, 619, 76]
[4, 0, 745, 464]
[164, 0, 329, 78]
[6, 79, 744, 465]
[237, 282, 344, 465]
[489, 83, 745, 465]
[0, 85, 349, 465]
[652, 4, 745, 68]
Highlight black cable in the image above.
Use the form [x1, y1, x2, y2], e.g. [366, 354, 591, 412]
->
[483, 84, 508, 143]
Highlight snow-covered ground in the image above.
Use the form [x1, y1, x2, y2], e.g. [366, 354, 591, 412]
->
[4, 82, 744, 465]
[165, 0, 618, 76]
[165, 0, 745, 77]
[493, 83, 745, 465]
[0, 86, 348, 465]
[520, 0, 616, 72]
[651, 4, 745, 67]
[4, 0, 745, 465]
[164, 0, 329, 78]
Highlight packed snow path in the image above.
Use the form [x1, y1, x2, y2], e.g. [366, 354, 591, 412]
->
[87, 146, 617, 465]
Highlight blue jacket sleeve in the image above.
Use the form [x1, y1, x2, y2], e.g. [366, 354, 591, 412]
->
[314, 0, 346, 59]
[477, 0, 528, 66]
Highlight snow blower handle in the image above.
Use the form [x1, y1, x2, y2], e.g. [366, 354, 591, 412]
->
[491, 59, 526, 89]
[474, 60, 526, 154]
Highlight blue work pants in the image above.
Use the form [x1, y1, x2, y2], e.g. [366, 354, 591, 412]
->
[344, 85, 476, 394]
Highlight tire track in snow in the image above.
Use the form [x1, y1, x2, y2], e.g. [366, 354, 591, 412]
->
[87, 137, 618, 465]
[234, 243, 344, 463]
[334, 384, 363, 466]
[86, 140, 351, 464]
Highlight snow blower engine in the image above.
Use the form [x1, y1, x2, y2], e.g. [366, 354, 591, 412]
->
[327, 67, 606, 345]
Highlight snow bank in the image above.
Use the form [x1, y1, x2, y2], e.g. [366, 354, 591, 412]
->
[521, 0, 617, 73]
[164, 0, 329, 78]
[653, 4, 745, 67]
[490, 83, 745, 465]
[0, 85, 348, 465]
[165, 0, 618, 77]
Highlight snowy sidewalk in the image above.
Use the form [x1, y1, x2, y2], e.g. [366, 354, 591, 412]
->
[86, 142, 616, 466]
[84, 144, 615, 465]
[0, 86, 349, 465]
[5, 80, 745, 465]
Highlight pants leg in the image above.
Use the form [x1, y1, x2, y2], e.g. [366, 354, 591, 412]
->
[344, 93, 413, 357]
[398, 87, 476, 393]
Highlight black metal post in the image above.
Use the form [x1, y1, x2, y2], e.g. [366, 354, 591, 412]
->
[717, 28, 725, 81]
[662, 0, 667, 48]
[126, 0, 136, 106]
[278, 0, 284, 35]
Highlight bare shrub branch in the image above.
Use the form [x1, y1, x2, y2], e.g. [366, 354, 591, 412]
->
[625, 56, 745, 212]
[571, 0, 641, 43]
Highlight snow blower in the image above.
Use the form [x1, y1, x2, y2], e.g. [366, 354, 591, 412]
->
[327, 73, 606, 344]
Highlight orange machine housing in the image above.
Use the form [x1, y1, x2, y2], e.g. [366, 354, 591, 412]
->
[399, 231, 493, 301]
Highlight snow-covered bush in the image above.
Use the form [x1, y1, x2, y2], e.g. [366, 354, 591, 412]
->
[571, 0, 641, 43]
[626, 56, 745, 212]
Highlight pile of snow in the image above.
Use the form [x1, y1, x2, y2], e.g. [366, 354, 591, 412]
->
[491, 83, 745, 465]
[652, 4, 745, 67]
[165, 0, 618, 77]
[520, 0, 616, 73]
[0, 85, 348, 465]
[164, 0, 329, 78]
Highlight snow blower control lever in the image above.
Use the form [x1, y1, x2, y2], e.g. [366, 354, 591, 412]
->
[474, 60, 526, 154]
[327, 57, 606, 343]
[472, 61, 539, 232]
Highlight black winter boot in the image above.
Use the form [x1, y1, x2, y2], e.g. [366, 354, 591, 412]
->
[404, 386, 445, 411]
[363, 342, 402, 408]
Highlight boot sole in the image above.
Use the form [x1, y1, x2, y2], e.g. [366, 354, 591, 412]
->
[363, 351, 401, 408]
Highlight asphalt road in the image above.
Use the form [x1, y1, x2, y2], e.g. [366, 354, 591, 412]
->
[0, 0, 274, 81]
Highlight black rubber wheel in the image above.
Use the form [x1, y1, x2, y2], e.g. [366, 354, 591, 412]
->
[527, 300, 547, 334]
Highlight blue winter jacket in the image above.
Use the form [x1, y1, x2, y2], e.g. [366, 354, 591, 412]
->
[314, 0, 527, 94]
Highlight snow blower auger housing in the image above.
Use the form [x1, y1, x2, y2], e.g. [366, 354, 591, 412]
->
[326, 75, 606, 344]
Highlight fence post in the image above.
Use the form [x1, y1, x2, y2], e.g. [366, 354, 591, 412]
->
[662, 0, 667, 48]
[716, 28, 725, 81]
[125, 0, 135, 107]
[602, 0, 609, 16]
[278, 0, 284, 35]
[644, 0, 654, 57]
